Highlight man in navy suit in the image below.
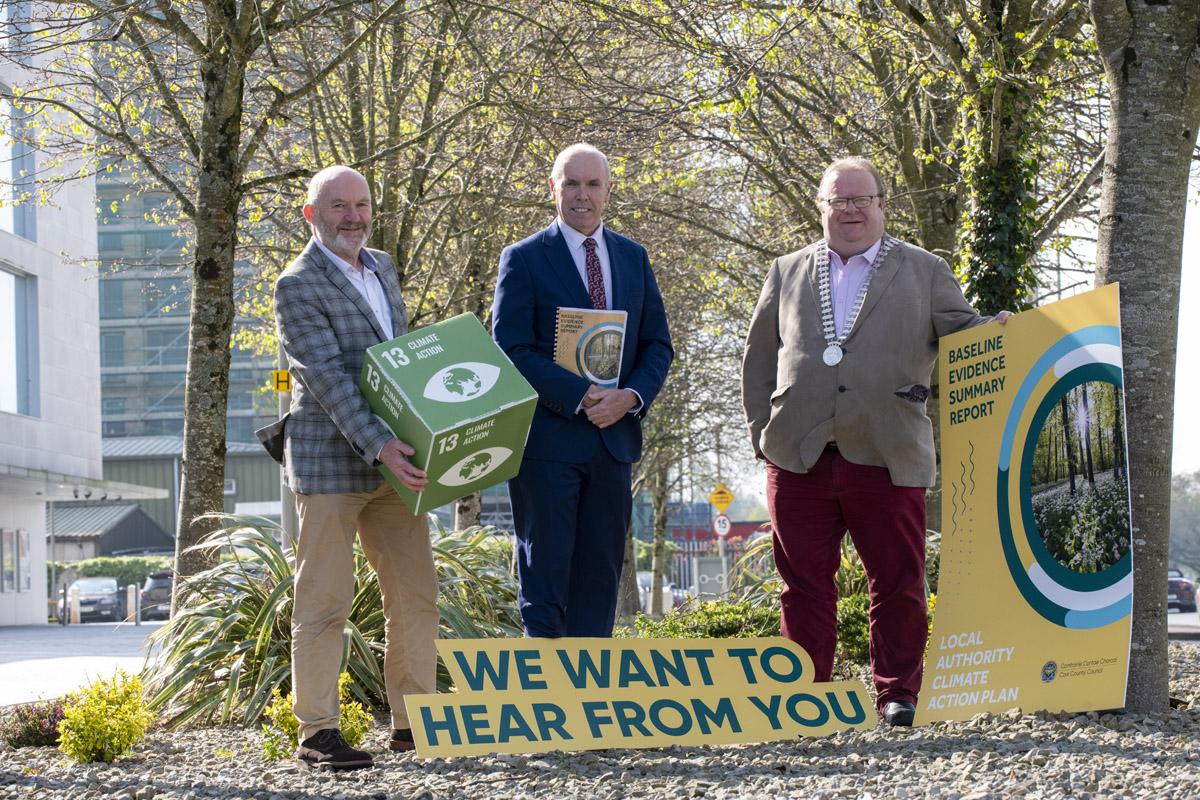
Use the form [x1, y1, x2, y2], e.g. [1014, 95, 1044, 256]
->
[492, 143, 673, 637]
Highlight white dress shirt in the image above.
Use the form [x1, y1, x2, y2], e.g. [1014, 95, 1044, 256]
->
[557, 217, 613, 310]
[313, 237, 394, 339]
[829, 238, 882, 338]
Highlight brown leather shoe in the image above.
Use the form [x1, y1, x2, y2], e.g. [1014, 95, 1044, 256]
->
[390, 727, 416, 752]
[296, 728, 374, 769]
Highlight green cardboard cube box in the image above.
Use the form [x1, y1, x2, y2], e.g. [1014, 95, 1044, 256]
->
[359, 312, 537, 514]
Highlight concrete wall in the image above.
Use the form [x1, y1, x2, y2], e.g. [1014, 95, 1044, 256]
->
[0, 500, 49, 626]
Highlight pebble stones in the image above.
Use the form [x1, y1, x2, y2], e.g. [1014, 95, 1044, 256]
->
[4, 644, 1200, 799]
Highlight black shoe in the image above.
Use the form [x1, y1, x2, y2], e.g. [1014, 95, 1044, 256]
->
[390, 727, 416, 752]
[882, 701, 916, 727]
[296, 728, 374, 769]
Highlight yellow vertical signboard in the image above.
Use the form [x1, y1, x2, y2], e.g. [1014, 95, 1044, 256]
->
[920, 284, 1132, 724]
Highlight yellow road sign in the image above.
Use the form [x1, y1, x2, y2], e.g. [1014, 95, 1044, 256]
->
[708, 482, 734, 513]
[272, 369, 292, 393]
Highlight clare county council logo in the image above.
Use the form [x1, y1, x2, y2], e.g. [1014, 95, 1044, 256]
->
[437, 447, 514, 487]
[1041, 661, 1058, 683]
[423, 362, 501, 403]
[995, 323, 1133, 630]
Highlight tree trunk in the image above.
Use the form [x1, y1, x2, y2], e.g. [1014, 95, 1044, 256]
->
[616, 520, 642, 629]
[1082, 385, 1096, 486]
[454, 492, 482, 530]
[1090, 0, 1200, 712]
[1061, 396, 1078, 495]
[649, 462, 671, 617]
[173, 51, 246, 602]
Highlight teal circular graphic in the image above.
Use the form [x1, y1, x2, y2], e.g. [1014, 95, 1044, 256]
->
[575, 322, 624, 385]
[995, 325, 1131, 629]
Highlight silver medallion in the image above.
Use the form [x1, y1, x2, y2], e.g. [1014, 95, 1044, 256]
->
[822, 343, 843, 366]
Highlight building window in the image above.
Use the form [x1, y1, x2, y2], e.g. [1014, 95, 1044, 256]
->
[0, 83, 36, 241]
[0, 267, 37, 415]
[145, 327, 187, 365]
[102, 420, 127, 436]
[101, 397, 126, 415]
[0, 529, 14, 592]
[100, 330, 125, 368]
[223, 478, 237, 496]
[99, 279, 125, 318]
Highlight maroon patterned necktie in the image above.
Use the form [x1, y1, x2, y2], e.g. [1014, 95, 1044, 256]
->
[583, 237, 606, 309]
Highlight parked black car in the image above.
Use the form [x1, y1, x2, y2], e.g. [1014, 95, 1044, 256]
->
[140, 571, 173, 620]
[1168, 568, 1197, 613]
[59, 577, 123, 622]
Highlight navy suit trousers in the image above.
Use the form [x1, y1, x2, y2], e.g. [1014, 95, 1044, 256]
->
[507, 448, 632, 637]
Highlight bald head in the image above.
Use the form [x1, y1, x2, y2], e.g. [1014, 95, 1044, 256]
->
[304, 166, 373, 266]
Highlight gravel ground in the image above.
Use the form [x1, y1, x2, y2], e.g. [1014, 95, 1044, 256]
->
[3, 643, 1199, 800]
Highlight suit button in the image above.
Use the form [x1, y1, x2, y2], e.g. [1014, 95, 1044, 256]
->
[838, 385, 847, 393]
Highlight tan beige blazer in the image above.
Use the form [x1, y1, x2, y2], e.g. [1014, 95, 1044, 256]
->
[741, 239, 989, 487]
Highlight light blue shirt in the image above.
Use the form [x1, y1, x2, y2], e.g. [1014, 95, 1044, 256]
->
[312, 237, 393, 338]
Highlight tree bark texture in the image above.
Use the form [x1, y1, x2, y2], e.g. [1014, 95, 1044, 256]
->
[174, 44, 247, 599]
[1090, 0, 1200, 712]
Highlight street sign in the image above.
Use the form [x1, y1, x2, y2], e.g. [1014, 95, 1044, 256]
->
[708, 482, 734, 513]
[713, 513, 732, 539]
[272, 369, 292, 393]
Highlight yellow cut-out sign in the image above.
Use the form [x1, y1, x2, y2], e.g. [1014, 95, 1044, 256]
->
[271, 369, 292, 393]
[404, 637, 872, 758]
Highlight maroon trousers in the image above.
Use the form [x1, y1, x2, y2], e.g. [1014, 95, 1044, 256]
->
[766, 449, 928, 711]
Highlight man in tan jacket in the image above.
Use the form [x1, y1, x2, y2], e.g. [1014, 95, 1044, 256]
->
[742, 156, 1009, 726]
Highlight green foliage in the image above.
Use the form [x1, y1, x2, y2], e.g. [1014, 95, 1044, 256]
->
[57, 671, 153, 763]
[1033, 473, 1130, 573]
[729, 535, 868, 606]
[142, 515, 521, 729]
[835, 593, 871, 667]
[260, 673, 371, 761]
[633, 600, 781, 639]
[48, 556, 171, 593]
[0, 698, 67, 748]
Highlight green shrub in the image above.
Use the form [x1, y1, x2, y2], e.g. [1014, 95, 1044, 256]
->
[633, 600, 781, 639]
[260, 673, 372, 761]
[58, 671, 153, 763]
[0, 698, 67, 748]
[142, 515, 521, 729]
[835, 593, 871, 667]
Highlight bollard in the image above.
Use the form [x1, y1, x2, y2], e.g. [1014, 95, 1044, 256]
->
[127, 584, 139, 625]
[60, 585, 68, 626]
[69, 585, 81, 625]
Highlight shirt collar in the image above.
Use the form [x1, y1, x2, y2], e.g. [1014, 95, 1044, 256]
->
[556, 217, 606, 252]
[829, 237, 883, 267]
[312, 236, 379, 275]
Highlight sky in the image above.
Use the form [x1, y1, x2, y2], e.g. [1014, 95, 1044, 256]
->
[1171, 180, 1200, 474]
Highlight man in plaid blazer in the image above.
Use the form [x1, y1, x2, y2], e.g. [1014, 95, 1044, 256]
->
[268, 165, 437, 769]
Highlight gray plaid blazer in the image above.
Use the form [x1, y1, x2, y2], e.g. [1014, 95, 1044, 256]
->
[269, 239, 407, 494]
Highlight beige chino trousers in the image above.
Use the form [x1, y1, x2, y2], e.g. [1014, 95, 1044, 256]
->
[292, 483, 438, 742]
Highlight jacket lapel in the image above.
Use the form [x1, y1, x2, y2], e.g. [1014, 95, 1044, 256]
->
[602, 227, 626, 310]
[844, 239, 902, 342]
[306, 240, 391, 343]
[541, 220, 594, 308]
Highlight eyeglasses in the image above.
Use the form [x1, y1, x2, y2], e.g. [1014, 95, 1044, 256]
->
[820, 194, 882, 211]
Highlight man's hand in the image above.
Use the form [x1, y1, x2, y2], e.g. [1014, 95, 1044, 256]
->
[378, 438, 427, 491]
[584, 387, 637, 429]
[995, 310, 1013, 325]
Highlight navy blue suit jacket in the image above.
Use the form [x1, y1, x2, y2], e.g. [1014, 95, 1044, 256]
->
[492, 221, 673, 464]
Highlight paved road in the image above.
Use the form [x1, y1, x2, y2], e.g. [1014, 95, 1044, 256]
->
[0, 621, 165, 707]
[1168, 610, 1200, 639]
